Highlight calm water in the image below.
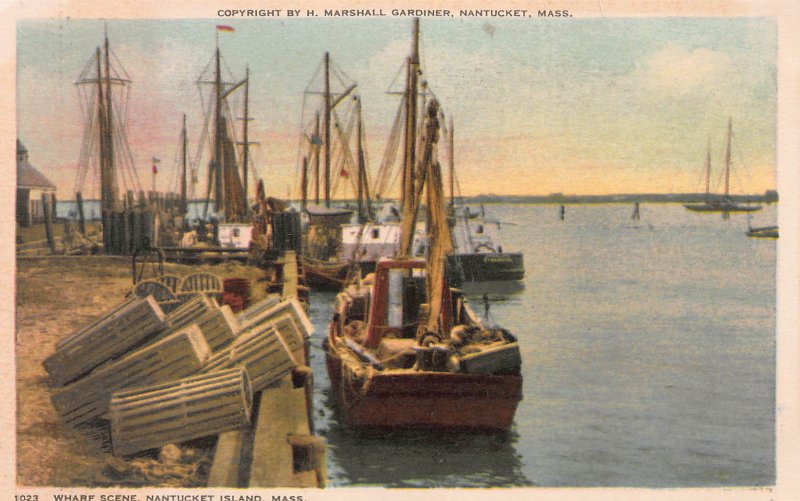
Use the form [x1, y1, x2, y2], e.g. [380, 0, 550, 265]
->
[306, 203, 776, 487]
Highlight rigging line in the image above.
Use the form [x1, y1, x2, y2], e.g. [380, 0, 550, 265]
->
[303, 57, 325, 94]
[385, 59, 407, 94]
[118, 120, 143, 192]
[293, 92, 312, 201]
[114, 110, 139, 193]
[75, 93, 96, 193]
[375, 94, 405, 197]
[109, 46, 132, 81]
[110, 121, 134, 193]
[192, 86, 215, 196]
[334, 106, 359, 196]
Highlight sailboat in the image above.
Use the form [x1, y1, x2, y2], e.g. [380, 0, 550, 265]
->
[299, 36, 430, 290]
[684, 118, 762, 213]
[323, 26, 523, 431]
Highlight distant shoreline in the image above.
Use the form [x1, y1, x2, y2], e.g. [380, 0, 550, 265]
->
[61, 192, 779, 206]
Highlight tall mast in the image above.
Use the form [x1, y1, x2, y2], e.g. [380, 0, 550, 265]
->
[181, 113, 188, 214]
[324, 52, 332, 207]
[213, 40, 223, 212]
[104, 33, 118, 210]
[95, 48, 110, 213]
[314, 112, 321, 205]
[703, 136, 711, 203]
[356, 98, 365, 222]
[724, 117, 732, 199]
[448, 116, 455, 207]
[301, 156, 308, 209]
[402, 19, 420, 211]
[242, 66, 250, 212]
[358, 99, 374, 222]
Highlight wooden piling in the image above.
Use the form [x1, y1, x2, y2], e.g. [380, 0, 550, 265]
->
[76, 192, 86, 236]
[249, 375, 324, 487]
[42, 194, 55, 254]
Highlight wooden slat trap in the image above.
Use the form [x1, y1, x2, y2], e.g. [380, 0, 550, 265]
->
[50, 325, 211, 428]
[110, 367, 253, 456]
[44, 295, 167, 387]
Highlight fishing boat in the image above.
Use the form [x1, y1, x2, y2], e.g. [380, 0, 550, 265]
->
[684, 118, 762, 213]
[324, 89, 523, 431]
[296, 52, 372, 289]
[445, 120, 523, 285]
[746, 225, 778, 238]
[448, 205, 525, 284]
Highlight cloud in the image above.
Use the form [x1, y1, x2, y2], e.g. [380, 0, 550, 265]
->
[630, 44, 734, 96]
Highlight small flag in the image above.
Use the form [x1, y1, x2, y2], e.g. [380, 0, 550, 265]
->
[152, 164, 158, 175]
[310, 134, 323, 146]
[340, 169, 349, 178]
[152, 157, 161, 164]
[216, 25, 235, 32]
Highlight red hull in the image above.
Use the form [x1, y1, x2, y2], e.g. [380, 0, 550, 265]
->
[325, 332, 523, 431]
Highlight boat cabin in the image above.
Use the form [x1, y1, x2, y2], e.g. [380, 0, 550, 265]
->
[217, 223, 253, 249]
[335, 258, 475, 351]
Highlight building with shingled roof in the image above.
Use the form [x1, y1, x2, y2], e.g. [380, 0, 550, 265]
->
[17, 139, 57, 227]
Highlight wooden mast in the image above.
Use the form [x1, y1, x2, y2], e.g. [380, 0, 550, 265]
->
[703, 136, 711, 203]
[314, 112, 321, 205]
[301, 156, 309, 209]
[724, 117, 732, 200]
[357, 98, 364, 222]
[242, 66, 250, 213]
[96, 48, 110, 213]
[213, 39, 223, 213]
[448, 116, 455, 207]
[402, 19, 420, 212]
[181, 113, 188, 215]
[400, 100, 439, 258]
[103, 33, 118, 210]
[324, 52, 332, 207]
[356, 97, 373, 223]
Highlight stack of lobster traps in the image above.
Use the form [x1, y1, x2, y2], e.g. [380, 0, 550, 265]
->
[44, 289, 313, 457]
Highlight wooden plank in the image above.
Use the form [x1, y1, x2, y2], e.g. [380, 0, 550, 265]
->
[282, 250, 298, 298]
[208, 429, 250, 487]
[249, 375, 321, 487]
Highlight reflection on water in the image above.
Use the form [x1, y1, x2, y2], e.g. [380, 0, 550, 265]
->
[320, 388, 533, 487]
[307, 204, 776, 487]
[307, 290, 532, 488]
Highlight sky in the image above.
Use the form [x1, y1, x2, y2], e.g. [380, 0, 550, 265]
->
[16, 16, 777, 199]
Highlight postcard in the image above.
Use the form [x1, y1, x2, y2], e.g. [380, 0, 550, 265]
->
[4, 0, 799, 500]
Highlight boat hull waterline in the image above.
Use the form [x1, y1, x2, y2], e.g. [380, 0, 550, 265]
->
[325, 332, 523, 431]
[448, 252, 525, 284]
[683, 203, 762, 213]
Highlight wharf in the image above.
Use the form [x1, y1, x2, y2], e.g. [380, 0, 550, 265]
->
[16, 252, 323, 488]
[208, 251, 325, 488]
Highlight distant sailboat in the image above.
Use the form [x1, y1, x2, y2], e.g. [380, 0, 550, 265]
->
[684, 118, 762, 213]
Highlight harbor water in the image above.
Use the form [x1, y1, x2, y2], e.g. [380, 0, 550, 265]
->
[307, 203, 776, 487]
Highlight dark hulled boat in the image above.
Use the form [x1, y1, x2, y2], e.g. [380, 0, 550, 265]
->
[447, 205, 524, 285]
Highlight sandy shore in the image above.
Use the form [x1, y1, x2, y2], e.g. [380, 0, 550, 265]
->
[15, 255, 270, 486]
